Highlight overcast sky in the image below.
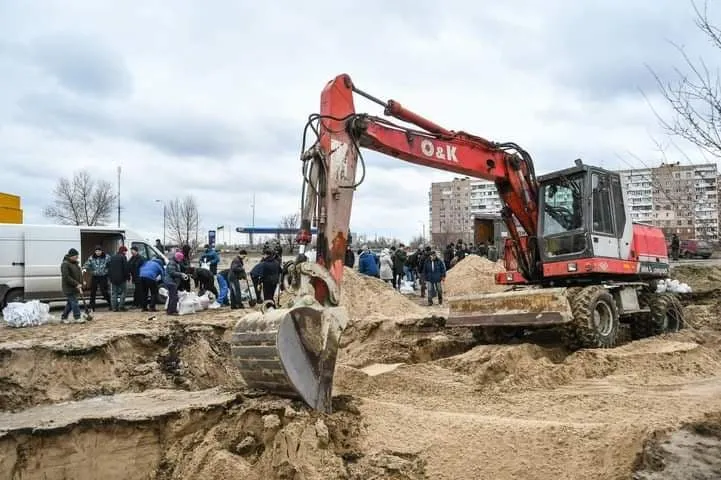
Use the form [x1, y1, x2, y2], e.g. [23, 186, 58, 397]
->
[0, 0, 717, 244]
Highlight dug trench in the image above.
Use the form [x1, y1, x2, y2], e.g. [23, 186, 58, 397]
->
[2, 259, 721, 479]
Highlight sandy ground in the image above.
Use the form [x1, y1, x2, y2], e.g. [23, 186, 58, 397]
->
[1, 256, 721, 479]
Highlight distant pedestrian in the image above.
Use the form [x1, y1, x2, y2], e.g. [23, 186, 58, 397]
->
[108, 246, 130, 312]
[392, 244, 407, 289]
[84, 245, 111, 311]
[423, 250, 446, 306]
[228, 249, 248, 309]
[379, 248, 394, 285]
[128, 246, 146, 308]
[200, 244, 221, 275]
[344, 246, 355, 268]
[60, 248, 83, 321]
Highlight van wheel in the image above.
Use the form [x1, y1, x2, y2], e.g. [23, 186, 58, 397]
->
[4, 288, 25, 306]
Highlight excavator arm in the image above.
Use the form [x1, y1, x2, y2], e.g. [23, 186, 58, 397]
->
[297, 73, 542, 296]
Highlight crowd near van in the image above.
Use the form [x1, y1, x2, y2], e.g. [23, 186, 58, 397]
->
[0, 224, 167, 306]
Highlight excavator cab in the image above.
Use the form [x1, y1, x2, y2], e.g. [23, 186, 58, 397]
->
[537, 164, 633, 272]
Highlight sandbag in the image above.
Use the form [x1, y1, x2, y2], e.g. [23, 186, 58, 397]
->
[2, 300, 55, 328]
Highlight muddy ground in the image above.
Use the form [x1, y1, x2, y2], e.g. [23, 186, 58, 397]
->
[1, 261, 721, 479]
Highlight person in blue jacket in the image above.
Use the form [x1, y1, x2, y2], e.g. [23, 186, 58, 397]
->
[200, 244, 221, 275]
[138, 257, 165, 311]
[422, 250, 447, 305]
[358, 245, 380, 278]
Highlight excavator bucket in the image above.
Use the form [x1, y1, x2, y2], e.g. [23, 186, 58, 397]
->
[446, 287, 574, 328]
[230, 301, 349, 413]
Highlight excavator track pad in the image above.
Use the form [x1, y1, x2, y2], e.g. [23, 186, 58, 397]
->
[446, 287, 573, 328]
[231, 298, 348, 413]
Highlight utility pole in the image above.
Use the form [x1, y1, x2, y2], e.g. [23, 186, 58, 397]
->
[156, 200, 166, 246]
[250, 192, 256, 246]
[117, 166, 121, 227]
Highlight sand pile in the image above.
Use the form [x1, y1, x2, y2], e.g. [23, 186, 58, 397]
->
[444, 255, 506, 297]
[671, 265, 721, 293]
[338, 267, 426, 320]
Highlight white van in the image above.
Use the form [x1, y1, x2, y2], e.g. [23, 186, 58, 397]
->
[0, 224, 167, 306]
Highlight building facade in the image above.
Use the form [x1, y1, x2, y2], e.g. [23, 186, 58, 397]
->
[429, 162, 719, 245]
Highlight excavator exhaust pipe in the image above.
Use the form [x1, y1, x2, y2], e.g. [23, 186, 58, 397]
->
[230, 300, 349, 413]
[446, 287, 574, 328]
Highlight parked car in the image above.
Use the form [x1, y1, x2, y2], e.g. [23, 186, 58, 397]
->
[680, 239, 713, 259]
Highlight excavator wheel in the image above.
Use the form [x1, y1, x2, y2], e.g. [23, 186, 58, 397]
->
[564, 285, 620, 349]
[230, 298, 349, 413]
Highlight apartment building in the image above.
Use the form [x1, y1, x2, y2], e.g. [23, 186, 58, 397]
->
[429, 162, 719, 245]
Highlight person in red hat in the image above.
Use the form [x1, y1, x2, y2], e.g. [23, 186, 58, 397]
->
[108, 245, 130, 312]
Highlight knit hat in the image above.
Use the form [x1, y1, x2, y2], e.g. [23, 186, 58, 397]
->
[67, 248, 79, 257]
[174, 251, 185, 262]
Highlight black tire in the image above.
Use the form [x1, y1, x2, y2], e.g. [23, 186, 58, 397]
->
[4, 288, 25, 307]
[565, 286, 619, 349]
[646, 293, 684, 335]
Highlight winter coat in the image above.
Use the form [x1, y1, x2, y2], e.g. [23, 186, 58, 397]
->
[417, 251, 430, 275]
[139, 258, 165, 281]
[250, 257, 281, 284]
[200, 248, 220, 266]
[358, 251, 379, 277]
[392, 249, 407, 274]
[61, 255, 83, 295]
[128, 254, 145, 282]
[344, 248, 355, 268]
[84, 254, 109, 277]
[423, 257, 447, 284]
[229, 256, 246, 281]
[108, 253, 130, 285]
[165, 259, 185, 285]
[379, 251, 394, 280]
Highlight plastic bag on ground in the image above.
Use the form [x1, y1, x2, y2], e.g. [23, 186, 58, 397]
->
[2, 300, 55, 328]
[399, 280, 415, 295]
[656, 278, 692, 294]
[197, 293, 211, 310]
[178, 292, 201, 315]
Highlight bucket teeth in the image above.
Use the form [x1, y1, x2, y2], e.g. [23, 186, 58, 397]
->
[230, 305, 348, 413]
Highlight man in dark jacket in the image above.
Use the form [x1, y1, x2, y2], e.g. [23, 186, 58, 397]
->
[60, 248, 84, 321]
[228, 249, 248, 309]
[180, 244, 192, 291]
[128, 246, 146, 308]
[107, 246, 130, 312]
[392, 244, 407, 290]
[344, 246, 355, 268]
[670, 233, 680, 261]
[84, 245, 111, 311]
[250, 248, 281, 305]
[423, 250, 447, 305]
[191, 266, 218, 298]
[417, 246, 432, 297]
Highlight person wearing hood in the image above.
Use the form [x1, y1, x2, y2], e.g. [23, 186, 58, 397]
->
[108, 245, 130, 312]
[423, 250, 447, 305]
[358, 245, 379, 278]
[60, 248, 84, 321]
[165, 251, 188, 315]
[84, 245, 111, 311]
[379, 248, 394, 284]
[200, 244, 220, 275]
[138, 257, 164, 311]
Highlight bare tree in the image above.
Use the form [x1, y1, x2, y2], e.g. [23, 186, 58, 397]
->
[44, 170, 117, 226]
[408, 235, 425, 249]
[279, 212, 300, 248]
[648, 1, 721, 159]
[166, 195, 200, 246]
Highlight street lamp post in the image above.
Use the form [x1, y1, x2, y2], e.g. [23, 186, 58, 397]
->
[418, 221, 425, 243]
[155, 200, 166, 247]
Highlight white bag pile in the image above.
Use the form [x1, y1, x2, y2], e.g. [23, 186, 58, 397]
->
[399, 280, 416, 295]
[176, 291, 212, 315]
[656, 278, 692, 294]
[2, 300, 55, 328]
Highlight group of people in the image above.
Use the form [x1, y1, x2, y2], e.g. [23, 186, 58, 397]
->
[59, 241, 287, 320]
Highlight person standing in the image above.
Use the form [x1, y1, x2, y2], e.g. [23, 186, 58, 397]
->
[108, 246, 130, 312]
[392, 244, 407, 290]
[60, 248, 83, 321]
[128, 246, 146, 308]
[379, 248, 394, 285]
[344, 246, 355, 268]
[84, 245, 111, 311]
[418, 246, 432, 297]
[423, 250, 447, 306]
[228, 249, 248, 309]
[670, 233, 680, 261]
[200, 244, 220, 275]
[250, 248, 281, 305]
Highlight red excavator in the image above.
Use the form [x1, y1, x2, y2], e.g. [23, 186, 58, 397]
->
[231, 74, 685, 412]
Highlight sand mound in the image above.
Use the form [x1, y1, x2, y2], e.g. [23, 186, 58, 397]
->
[672, 265, 721, 293]
[444, 255, 506, 296]
[339, 267, 426, 320]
